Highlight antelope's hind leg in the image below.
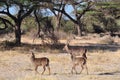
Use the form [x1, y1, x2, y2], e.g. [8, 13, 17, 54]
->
[71, 64, 78, 74]
[35, 65, 39, 74]
[47, 66, 51, 75]
[41, 66, 46, 75]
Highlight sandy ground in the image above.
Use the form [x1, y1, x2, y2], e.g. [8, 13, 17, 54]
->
[0, 50, 120, 80]
[0, 36, 120, 80]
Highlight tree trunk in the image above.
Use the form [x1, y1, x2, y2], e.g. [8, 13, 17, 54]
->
[76, 21, 82, 36]
[54, 17, 60, 32]
[15, 24, 21, 45]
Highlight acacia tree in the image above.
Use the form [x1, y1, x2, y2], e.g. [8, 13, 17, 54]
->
[52, 0, 94, 36]
[32, 0, 94, 36]
[0, 0, 53, 45]
[50, 0, 65, 31]
[0, 0, 37, 45]
[93, 0, 120, 34]
[0, 0, 94, 45]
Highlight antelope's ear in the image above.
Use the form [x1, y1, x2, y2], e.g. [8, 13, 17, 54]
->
[70, 51, 73, 54]
[29, 50, 33, 55]
[31, 51, 34, 55]
[70, 52, 72, 54]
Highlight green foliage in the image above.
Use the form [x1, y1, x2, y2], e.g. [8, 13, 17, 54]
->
[62, 20, 75, 33]
[21, 17, 36, 32]
[0, 17, 14, 34]
[82, 14, 95, 33]
[104, 17, 118, 32]
[0, 0, 120, 40]
[81, 1, 120, 33]
[96, 2, 120, 8]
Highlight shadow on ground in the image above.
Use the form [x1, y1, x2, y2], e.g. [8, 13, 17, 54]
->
[0, 41, 120, 53]
[98, 71, 120, 75]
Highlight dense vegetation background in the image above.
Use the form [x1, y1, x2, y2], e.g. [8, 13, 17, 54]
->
[0, 0, 120, 45]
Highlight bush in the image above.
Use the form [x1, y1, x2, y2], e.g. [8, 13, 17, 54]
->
[62, 20, 75, 33]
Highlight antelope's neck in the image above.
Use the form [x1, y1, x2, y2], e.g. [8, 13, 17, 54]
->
[65, 45, 70, 53]
[31, 56, 35, 61]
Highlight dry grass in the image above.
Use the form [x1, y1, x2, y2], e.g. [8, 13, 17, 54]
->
[0, 49, 120, 80]
[17, 75, 57, 80]
[0, 36, 120, 80]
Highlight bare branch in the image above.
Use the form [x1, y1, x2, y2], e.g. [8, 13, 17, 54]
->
[0, 17, 14, 30]
[53, 8, 78, 24]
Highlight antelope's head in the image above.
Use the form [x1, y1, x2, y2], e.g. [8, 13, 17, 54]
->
[63, 44, 68, 51]
[63, 38, 72, 53]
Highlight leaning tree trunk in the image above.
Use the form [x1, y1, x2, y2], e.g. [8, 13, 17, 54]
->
[55, 18, 60, 31]
[54, 16, 61, 32]
[14, 23, 21, 45]
[76, 21, 82, 37]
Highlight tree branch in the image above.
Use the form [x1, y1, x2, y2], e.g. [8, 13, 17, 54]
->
[0, 17, 14, 30]
[53, 8, 78, 24]
[77, 1, 93, 19]
[21, 5, 37, 20]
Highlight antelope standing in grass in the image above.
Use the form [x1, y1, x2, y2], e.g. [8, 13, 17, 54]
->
[30, 51, 51, 75]
[70, 52, 88, 74]
[63, 38, 87, 58]
[63, 38, 88, 74]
